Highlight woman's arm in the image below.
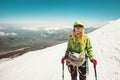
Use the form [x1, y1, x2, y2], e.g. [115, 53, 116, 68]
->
[86, 36, 94, 59]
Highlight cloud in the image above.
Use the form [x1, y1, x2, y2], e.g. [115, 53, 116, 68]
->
[23, 26, 40, 31]
[21, 24, 72, 32]
[6, 32, 17, 36]
[0, 32, 17, 36]
[0, 32, 5, 36]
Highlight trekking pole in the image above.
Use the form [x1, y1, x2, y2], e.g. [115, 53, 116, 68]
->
[93, 64, 97, 80]
[62, 57, 64, 80]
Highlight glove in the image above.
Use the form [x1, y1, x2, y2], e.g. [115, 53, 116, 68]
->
[90, 58, 97, 66]
[61, 57, 67, 64]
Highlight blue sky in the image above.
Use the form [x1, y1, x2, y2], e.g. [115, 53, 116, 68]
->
[0, 0, 120, 27]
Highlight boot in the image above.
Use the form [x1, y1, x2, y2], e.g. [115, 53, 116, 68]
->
[79, 75, 86, 80]
[71, 76, 77, 80]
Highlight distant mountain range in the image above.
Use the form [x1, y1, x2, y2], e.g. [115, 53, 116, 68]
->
[0, 24, 99, 54]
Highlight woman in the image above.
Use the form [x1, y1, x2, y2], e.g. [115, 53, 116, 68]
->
[61, 21, 97, 80]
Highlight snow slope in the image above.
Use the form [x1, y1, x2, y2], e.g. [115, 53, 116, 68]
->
[0, 19, 120, 80]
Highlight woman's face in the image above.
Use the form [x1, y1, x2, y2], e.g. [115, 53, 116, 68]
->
[74, 27, 83, 34]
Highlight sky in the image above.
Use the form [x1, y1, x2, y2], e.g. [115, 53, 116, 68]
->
[0, 0, 120, 27]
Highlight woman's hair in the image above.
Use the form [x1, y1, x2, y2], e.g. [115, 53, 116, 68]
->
[72, 28, 85, 44]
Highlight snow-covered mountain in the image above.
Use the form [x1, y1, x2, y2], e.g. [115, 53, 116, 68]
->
[0, 19, 120, 80]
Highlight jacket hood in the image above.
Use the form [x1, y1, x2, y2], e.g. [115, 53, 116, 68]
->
[73, 21, 84, 28]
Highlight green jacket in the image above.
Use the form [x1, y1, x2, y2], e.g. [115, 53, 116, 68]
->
[65, 34, 94, 59]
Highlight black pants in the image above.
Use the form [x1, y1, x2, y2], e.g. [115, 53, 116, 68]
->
[68, 65, 87, 80]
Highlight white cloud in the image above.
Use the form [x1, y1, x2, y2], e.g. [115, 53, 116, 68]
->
[0, 32, 5, 36]
[0, 32, 17, 36]
[21, 24, 72, 32]
[23, 26, 40, 31]
[8, 32, 17, 36]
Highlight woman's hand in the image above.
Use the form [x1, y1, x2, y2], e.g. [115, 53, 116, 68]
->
[61, 57, 67, 64]
[90, 58, 97, 66]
